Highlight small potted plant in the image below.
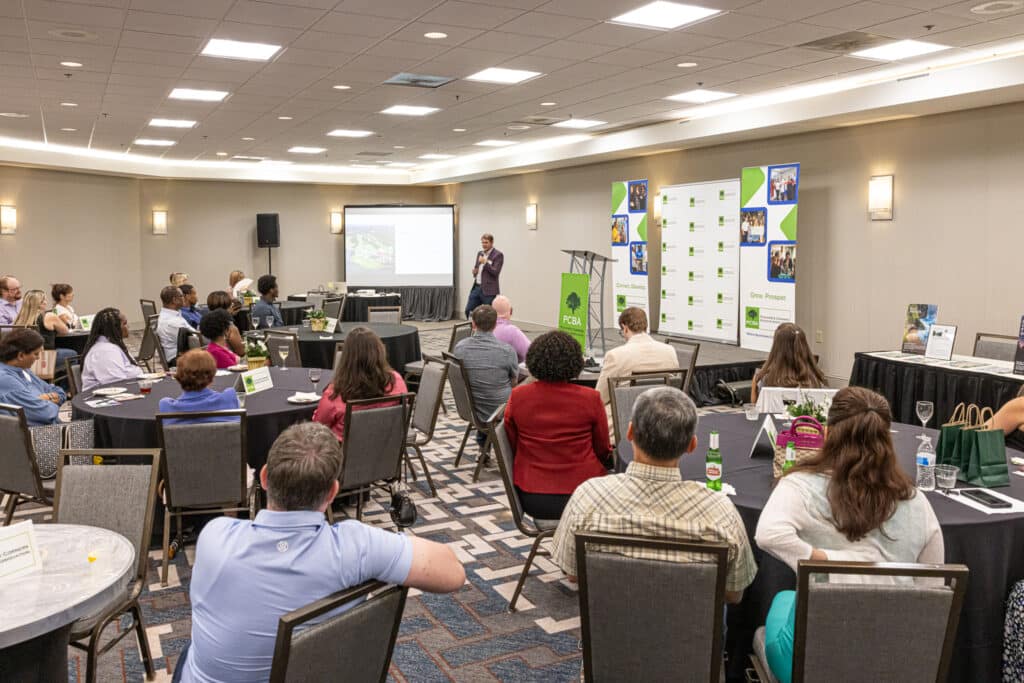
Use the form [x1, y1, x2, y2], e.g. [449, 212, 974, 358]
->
[242, 289, 258, 306]
[786, 395, 829, 424]
[245, 338, 269, 370]
[306, 308, 328, 332]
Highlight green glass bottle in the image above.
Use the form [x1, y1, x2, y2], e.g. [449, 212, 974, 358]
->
[706, 431, 722, 491]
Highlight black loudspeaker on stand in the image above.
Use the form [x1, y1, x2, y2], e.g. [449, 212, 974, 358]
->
[257, 213, 280, 274]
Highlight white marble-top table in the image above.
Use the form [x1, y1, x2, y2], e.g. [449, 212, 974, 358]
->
[0, 524, 135, 648]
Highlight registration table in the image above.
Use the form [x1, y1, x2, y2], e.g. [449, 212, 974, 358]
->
[295, 323, 421, 371]
[72, 367, 331, 471]
[850, 351, 1024, 425]
[0, 524, 134, 681]
[617, 412, 1024, 683]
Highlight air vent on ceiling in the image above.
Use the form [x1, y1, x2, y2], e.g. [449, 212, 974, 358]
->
[383, 73, 455, 88]
[513, 116, 565, 126]
[356, 151, 392, 157]
[798, 31, 891, 54]
[47, 28, 98, 41]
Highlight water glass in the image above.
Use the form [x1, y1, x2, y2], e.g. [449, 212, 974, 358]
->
[935, 464, 959, 494]
[138, 379, 153, 395]
[263, 316, 274, 329]
[308, 368, 322, 392]
[302, 319, 311, 329]
[916, 400, 934, 432]
[743, 403, 758, 421]
[278, 347, 290, 370]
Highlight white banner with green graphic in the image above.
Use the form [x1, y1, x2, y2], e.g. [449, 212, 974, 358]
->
[558, 272, 590, 352]
[659, 179, 740, 343]
[739, 163, 800, 351]
[611, 179, 649, 318]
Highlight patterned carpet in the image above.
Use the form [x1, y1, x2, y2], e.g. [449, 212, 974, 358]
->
[9, 323, 742, 682]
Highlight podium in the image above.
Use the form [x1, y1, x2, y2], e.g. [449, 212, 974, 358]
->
[562, 249, 616, 357]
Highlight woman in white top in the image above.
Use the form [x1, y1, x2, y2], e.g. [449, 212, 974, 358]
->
[754, 386, 943, 683]
[81, 307, 143, 391]
[229, 270, 252, 300]
[51, 283, 79, 329]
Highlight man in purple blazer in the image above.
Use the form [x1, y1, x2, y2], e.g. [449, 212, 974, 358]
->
[464, 233, 504, 318]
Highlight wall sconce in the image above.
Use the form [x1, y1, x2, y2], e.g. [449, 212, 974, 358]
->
[0, 205, 16, 235]
[152, 209, 168, 235]
[868, 175, 893, 221]
[525, 203, 538, 230]
[330, 210, 343, 234]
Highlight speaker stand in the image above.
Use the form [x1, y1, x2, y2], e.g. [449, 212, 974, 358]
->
[266, 247, 273, 275]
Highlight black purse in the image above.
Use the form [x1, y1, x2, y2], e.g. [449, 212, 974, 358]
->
[389, 481, 417, 529]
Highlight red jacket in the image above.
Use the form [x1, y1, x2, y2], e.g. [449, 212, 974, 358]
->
[505, 381, 611, 495]
[312, 371, 407, 442]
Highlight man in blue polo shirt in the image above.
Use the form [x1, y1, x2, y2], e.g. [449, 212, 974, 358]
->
[174, 422, 465, 683]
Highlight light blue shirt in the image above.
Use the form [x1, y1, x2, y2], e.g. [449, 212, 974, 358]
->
[180, 510, 413, 683]
[250, 299, 282, 329]
[0, 298, 21, 325]
[158, 388, 239, 424]
[0, 362, 65, 425]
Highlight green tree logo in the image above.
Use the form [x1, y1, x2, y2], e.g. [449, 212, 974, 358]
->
[565, 291, 582, 313]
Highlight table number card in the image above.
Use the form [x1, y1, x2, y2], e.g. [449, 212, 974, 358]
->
[324, 317, 339, 333]
[749, 416, 778, 459]
[241, 366, 274, 395]
[78, 314, 94, 331]
[925, 324, 957, 361]
[1015, 316, 1024, 376]
[0, 520, 42, 579]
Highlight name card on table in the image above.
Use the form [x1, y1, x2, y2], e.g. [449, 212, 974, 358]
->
[925, 324, 957, 361]
[78, 314, 94, 331]
[241, 366, 273, 395]
[325, 317, 339, 333]
[0, 520, 42, 579]
[1015, 316, 1024, 376]
[749, 416, 778, 459]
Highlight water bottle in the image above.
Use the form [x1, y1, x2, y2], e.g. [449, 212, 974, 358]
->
[706, 431, 722, 491]
[916, 435, 936, 491]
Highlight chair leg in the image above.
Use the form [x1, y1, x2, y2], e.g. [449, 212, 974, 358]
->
[508, 531, 553, 612]
[131, 600, 156, 680]
[453, 425, 472, 467]
[85, 627, 102, 683]
[2, 494, 17, 525]
[471, 432, 492, 483]
[161, 509, 171, 586]
[403, 448, 419, 482]
[413, 444, 437, 497]
[355, 491, 363, 521]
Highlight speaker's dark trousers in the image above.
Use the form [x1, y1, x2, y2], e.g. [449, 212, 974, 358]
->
[464, 283, 496, 318]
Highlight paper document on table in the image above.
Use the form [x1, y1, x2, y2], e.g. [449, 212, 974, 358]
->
[945, 488, 1024, 515]
[241, 366, 273, 394]
[0, 520, 42, 579]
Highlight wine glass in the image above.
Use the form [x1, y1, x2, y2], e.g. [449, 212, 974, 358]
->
[916, 400, 934, 436]
[278, 346, 290, 370]
[308, 368, 321, 392]
[263, 316, 274, 330]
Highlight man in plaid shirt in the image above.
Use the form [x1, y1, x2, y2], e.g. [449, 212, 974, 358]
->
[551, 386, 756, 603]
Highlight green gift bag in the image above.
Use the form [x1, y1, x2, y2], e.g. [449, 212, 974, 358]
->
[937, 403, 970, 467]
[962, 408, 1010, 487]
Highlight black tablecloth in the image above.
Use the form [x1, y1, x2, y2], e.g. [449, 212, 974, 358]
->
[573, 360, 764, 408]
[342, 295, 401, 322]
[55, 331, 89, 355]
[391, 286, 453, 321]
[235, 301, 311, 331]
[617, 412, 1024, 683]
[71, 368, 330, 471]
[295, 323, 421, 371]
[850, 351, 1024, 425]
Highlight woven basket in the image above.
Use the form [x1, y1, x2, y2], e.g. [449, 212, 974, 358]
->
[772, 416, 825, 478]
[310, 318, 328, 332]
[246, 356, 268, 370]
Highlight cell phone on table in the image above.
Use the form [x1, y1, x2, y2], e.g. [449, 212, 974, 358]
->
[960, 489, 1012, 509]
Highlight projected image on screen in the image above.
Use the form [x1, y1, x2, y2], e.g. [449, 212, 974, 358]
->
[344, 206, 455, 288]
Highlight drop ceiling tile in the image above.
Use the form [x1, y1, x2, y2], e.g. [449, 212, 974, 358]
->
[334, 0, 442, 18]
[276, 47, 353, 66]
[494, 11, 596, 38]
[928, 21, 1021, 47]
[24, 0, 126, 28]
[365, 38, 452, 60]
[309, 11, 409, 36]
[639, 30, 723, 54]
[697, 60, 781, 80]
[804, 2, 921, 30]
[498, 53, 575, 72]
[741, 0, 862, 22]
[791, 54, 876, 76]
[26, 21, 122, 45]
[0, 0, 23, 16]
[937, 0, 1024, 20]
[866, 11, 976, 39]
[747, 21, 846, 47]
[990, 12, 1024, 32]
[416, 46, 521, 73]
[260, 0, 337, 8]
[419, 1, 525, 29]
[528, 39, 608, 60]
[179, 65, 256, 83]
[289, 30, 379, 53]
[645, 54, 733, 73]
[693, 40, 781, 60]
[34, 66, 109, 82]
[566, 22, 665, 47]
[687, 12, 785, 39]
[209, 21, 303, 45]
[224, 1, 329, 29]
[387, 22, 485, 45]
[590, 47, 671, 67]
[0, 64, 35, 79]
[461, 0, 548, 8]
[534, 0, 638, 20]
[0, 50, 31, 66]
[746, 46, 832, 67]
[111, 60, 185, 77]
[460, 30, 552, 53]
[603, 65, 681, 85]
[29, 41, 117, 63]
[118, 30, 205, 53]
[128, 0, 233, 19]
[115, 47, 194, 67]
[124, 10, 218, 37]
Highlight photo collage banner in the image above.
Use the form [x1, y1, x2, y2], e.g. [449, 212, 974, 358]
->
[739, 163, 800, 351]
[659, 179, 740, 343]
[611, 179, 650, 316]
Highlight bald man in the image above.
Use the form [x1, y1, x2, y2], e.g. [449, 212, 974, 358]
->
[0, 276, 23, 325]
[491, 295, 530, 363]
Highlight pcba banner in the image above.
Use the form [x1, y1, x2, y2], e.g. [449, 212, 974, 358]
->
[611, 179, 650, 318]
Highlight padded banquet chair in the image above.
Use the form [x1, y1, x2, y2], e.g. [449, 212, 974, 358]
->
[973, 332, 1017, 362]
[332, 341, 344, 370]
[146, 314, 171, 372]
[664, 337, 700, 394]
[367, 305, 402, 324]
[139, 298, 157, 323]
[404, 355, 447, 497]
[404, 320, 471, 382]
[492, 417, 558, 612]
[329, 394, 413, 523]
[442, 352, 501, 482]
[323, 296, 345, 321]
[749, 560, 968, 683]
[0, 404, 54, 524]
[269, 580, 408, 683]
[55, 448, 162, 683]
[576, 532, 728, 683]
[264, 330, 302, 368]
[155, 410, 248, 585]
[306, 293, 325, 310]
[64, 354, 83, 398]
[608, 372, 685, 467]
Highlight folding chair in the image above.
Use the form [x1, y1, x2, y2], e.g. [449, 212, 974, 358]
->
[367, 306, 401, 324]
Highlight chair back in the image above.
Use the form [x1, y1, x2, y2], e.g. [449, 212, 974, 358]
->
[54, 449, 161, 584]
[269, 580, 408, 683]
[155, 411, 247, 508]
[491, 419, 533, 534]
[139, 299, 157, 322]
[323, 296, 345, 321]
[147, 314, 170, 371]
[0, 405, 46, 501]
[665, 338, 700, 393]
[332, 341, 345, 370]
[136, 314, 157, 367]
[265, 331, 302, 368]
[411, 356, 448, 437]
[448, 321, 473, 352]
[629, 368, 686, 389]
[340, 395, 412, 491]
[973, 332, 1017, 362]
[608, 375, 673, 444]
[306, 293, 325, 310]
[442, 352, 481, 427]
[65, 355, 83, 397]
[177, 327, 203, 354]
[793, 560, 969, 683]
[576, 532, 728, 683]
[367, 306, 401, 324]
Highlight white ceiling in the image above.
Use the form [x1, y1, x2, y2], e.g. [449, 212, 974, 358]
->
[1, 0, 1024, 183]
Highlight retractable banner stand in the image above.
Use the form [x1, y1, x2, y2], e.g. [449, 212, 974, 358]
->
[611, 179, 650, 316]
[559, 272, 590, 352]
[659, 179, 741, 343]
[739, 163, 800, 351]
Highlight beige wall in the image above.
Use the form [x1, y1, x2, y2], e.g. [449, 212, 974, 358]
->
[448, 101, 1024, 383]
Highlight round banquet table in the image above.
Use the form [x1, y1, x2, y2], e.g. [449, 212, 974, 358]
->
[235, 301, 312, 331]
[0, 524, 134, 681]
[295, 323, 421, 370]
[71, 367, 331, 471]
[341, 294, 401, 322]
[55, 330, 89, 355]
[616, 412, 1024, 683]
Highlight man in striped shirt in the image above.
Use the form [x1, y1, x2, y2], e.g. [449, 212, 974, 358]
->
[551, 386, 756, 603]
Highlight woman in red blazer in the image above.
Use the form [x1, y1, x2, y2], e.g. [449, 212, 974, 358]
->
[504, 331, 612, 520]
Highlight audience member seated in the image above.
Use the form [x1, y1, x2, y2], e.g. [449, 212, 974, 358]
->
[551, 386, 756, 601]
[81, 308, 143, 392]
[157, 286, 196, 365]
[170, 272, 189, 287]
[172, 421, 465, 683]
[251, 275, 283, 329]
[200, 309, 240, 369]
[313, 326, 407, 442]
[505, 331, 612, 521]
[205, 291, 244, 355]
[228, 269, 252, 300]
[754, 386, 943, 683]
[750, 322, 825, 403]
[453, 304, 518, 451]
[51, 283, 79, 329]
[0, 275, 23, 325]
[14, 289, 76, 372]
[158, 349, 238, 423]
[0, 328, 65, 425]
[595, 307, 678, 432]
[491, 295, 531, 363]
[987, 386, 1024, 451]
[179, 284, 202, 328]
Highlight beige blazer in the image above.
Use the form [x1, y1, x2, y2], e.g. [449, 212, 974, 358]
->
[596, 333, 680, 435]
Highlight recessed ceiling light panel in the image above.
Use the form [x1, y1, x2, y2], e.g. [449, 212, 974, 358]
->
[202, 38, 281, 61]
[851, 39, 950, 61]
[277, 115, 293, 120]
[288, 146, 326, 154]
[419, 153, 455, 160]
[60, 61, 82, 68]
[552, 118, 605, 129]
[475, 139, 518, 147]
[332, 84, 351, 90]
[169, 88, 229, 102]
[327, 129, 375, 137]
[60, 127, 77, 132]
[466, 67, 542, 84]
[452, 128, 466, 132]
[665, 88, 736, 103]
[424, 32, 448, 39]
[0, 112, 28, 118]
[677, 61, 698, 68]
[381, 105, 439, 116]
[610, 1, 720, 30]
[60, 102, 77, 107]
[134, 138, 176, 146]
[149, 118, 196, 128]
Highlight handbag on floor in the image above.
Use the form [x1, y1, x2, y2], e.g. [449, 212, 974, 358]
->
[773, 416, 825, 478]
[31, 349, 58, 381]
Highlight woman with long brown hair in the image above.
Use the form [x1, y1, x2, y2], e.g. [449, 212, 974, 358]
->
[750, 322, 825, 403]
[753, 386, 943, 683]
[312, 326, 407, 442]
